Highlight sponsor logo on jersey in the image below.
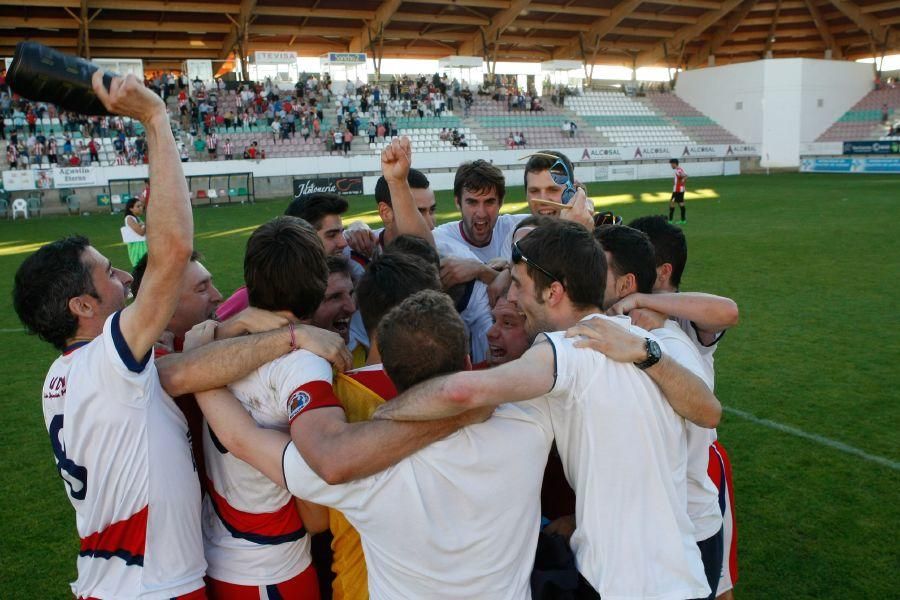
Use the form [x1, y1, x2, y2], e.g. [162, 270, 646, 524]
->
[288, 389, 311, 421]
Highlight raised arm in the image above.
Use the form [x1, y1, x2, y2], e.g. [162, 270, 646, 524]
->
[566, 317, 721, 428]
[373, 342, 556, 422]
[95, 72, 193, 360]
[607, 291, 739, 344]
[382, 136, 434, 246]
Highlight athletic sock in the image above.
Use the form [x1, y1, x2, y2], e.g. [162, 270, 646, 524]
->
[668, 207, 675, 221]
[680, 205, 686, 221]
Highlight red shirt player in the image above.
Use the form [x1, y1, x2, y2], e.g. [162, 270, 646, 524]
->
[669, 158, 688, 224]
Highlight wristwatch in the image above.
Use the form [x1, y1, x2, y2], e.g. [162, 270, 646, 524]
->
[634, 338, 662, 370]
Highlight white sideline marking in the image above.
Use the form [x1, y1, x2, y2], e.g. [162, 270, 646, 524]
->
[725, 406, 900, 471]
[0, 328, 25, 333]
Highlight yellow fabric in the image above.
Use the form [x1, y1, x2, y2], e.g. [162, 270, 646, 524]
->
[329, 372, 387, 600]
[351, 344, 368, 370]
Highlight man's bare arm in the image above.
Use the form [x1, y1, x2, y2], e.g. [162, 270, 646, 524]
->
[195, 386, 289, 488]
[159, 323, 351, 397]
[608, 292, 738, 344]
[567, 317, 721, 428]
[372, 342, 556, 422]
[290, 405, 491, 485]
[382, 137, 435, 246]
[97, 73, 193, 360]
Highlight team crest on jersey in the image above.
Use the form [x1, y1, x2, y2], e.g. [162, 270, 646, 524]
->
[288, 389, 311, 420]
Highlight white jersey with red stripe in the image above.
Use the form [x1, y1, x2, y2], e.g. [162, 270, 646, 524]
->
[42, 312, 206, 599]
[202, 349, 335, 585]
[673, 167, 687, 193]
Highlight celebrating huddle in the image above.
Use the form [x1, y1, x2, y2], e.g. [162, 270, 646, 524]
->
[14, 73, 739, 600]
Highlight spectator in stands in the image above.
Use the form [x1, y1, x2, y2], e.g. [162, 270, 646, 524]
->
[26, 109, 36, 135]
[882, 103, 891, 124]
[332, 129, 343, 155]
[68, 152, 80, 167]
[6, 142, 17, 168]
[271, 118, 281, 143]
[569, 121, 577, 138]
[506, 132, 516, 149]
[63, 136, 72, 155]
[343, 128, 353, 155]
[377, 122, 386, 141]
[368, 122, 377, 144]
[47, 138, 58, 165]
[223, 138, 233, 160]
[88, 138, 100, 164]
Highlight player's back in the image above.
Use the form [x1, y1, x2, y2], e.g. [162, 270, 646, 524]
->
[202, 349, 330, 585]
[542, 315, 709, 600]
[42, 313, 205, 599]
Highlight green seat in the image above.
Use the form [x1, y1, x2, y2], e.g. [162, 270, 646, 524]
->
[237, 187, 248, 196]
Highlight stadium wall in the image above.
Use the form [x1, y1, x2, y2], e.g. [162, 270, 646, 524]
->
[676, 59, 870, 168]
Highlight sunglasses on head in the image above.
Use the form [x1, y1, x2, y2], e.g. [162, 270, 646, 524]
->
[512, 239, 563, 287]
[521, 152, 577, 205]
[593, 211, 623, 227]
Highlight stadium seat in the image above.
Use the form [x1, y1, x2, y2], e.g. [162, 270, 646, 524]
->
[12, 198, 28, 220]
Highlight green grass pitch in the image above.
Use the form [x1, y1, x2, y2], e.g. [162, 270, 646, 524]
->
[0, 172, 897, 597]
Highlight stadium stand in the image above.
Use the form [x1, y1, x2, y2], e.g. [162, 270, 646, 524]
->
[816, 86, 900, 142]
[565, 91, 744, 146]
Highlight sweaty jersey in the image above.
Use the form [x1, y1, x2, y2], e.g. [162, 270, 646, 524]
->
[433, 213, 528, 263]
[42, 312, 206, 599]
[436, 238, 495, 364]
[673, 167, 687, 193]
[202, 349, 337, 585]
[543, 315, 710, 600]
[284, 398, 554, 599]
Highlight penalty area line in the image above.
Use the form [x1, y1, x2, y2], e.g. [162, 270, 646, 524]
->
[725, 406, 899, 472]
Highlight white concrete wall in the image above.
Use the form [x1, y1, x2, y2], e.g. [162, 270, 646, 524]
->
[676, 59, 871, 167]
[798, 59, 872, 143]
[676, 60, 765, 145]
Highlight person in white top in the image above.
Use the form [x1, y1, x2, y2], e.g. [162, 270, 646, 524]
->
[595, 223, 724, 599]
[433, 159, 528, 266]
[12, 72, 206, 600]
[612, 215, 740, 600]
[189, 290, 548, 599]
[376, 221, 721, 599]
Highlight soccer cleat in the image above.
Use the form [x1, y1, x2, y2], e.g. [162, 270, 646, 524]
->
[677, 220, 687, 224]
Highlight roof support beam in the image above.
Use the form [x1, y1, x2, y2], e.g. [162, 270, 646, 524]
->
[552, 0, 643, 60]
[805, 0, 842, 58]
[87, 0, 240, 13]
[637, 0, 745, 66]
[349, 0, 403, 53]
[861, 1, 900, 13]
[690, 0, 758, 67]
[764, 0, 783, 56]
[648, 0, 722, 8]
[392, 12, 489, 26]
[253, 6, 374, 20]
[459, 0, 533, 56]
[411, 0, 510, 8]
[826, 0, 897, 45]
[220, 0, 256, 60]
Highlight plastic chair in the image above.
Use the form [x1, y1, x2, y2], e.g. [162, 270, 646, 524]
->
[12, 198, 28, 219]
[27, 196, 42, 217]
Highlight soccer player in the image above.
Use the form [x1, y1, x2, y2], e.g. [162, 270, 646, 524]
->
[375, 220, 720, 599]
[190, 290, 553, 598]
[201, 216, 336, 597]
[616, 215, 740, 600]
[669, 158, 688, 224]
[523, 150, 576, 218]
[595, 224, 724, 599]
[285, 192, 352, 258]
[311, 256, 356, 345]
[484, 296, 530, 367]
[12, 72, 206, 599]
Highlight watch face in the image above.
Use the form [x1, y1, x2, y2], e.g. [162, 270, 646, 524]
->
[648, 339, 662, 361]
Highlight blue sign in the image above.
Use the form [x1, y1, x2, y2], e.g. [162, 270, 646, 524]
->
[842, 140, 900, 155]
[800, 157, 900, 173]
[859, 158, 900, 173]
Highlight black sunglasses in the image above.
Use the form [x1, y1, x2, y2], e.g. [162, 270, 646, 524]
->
[512, 239, 563, 287]
[546, 158, 578, 205]
[594, 211, 623, 227]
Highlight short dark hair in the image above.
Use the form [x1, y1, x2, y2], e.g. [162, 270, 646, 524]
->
[374, 168, 430, 207]
[244, 217, 328, 319]
[453, 159, 505, 205]
[593, 225, 657, 294]
[131, 250, 202, 297]
[514, 214, 554, 234]
[670, 158, 679, 165]
[523, 150, 574, 189]
[629, 215, 687, 289]
[384, 234, 440, 270]
[377, 290, 468, 392]
[13, 236, 96, 351]
[356, 253, 441, 335]
[326, 254, 353, 278]
[513, 221, 605, 309]
[285, 193, 348, 230]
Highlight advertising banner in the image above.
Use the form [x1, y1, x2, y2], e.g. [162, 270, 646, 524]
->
[1, 169, 36, 191]
[293, 176, 364, 199]
[842, 140, 900, 155]
[799, 157, 900, 173]
[53, 166, 98, 188]
[326, 53, 367, 64]
[254, 51, 298, 65]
